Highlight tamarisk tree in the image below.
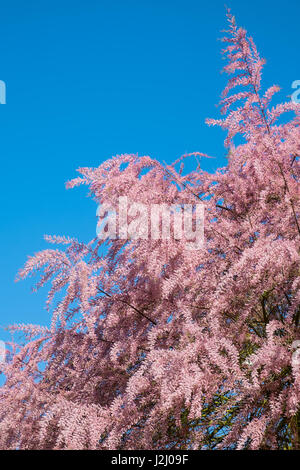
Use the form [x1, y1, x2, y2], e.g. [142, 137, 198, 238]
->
[0, 12, 299, 450]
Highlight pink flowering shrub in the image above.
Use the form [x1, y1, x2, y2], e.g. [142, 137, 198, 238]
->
[0, 11, 299, 449]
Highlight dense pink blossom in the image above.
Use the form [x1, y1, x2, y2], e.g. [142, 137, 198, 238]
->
[0, 11, 299, 449]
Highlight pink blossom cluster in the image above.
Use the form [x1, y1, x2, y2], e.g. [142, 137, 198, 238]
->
[0, 11, 299, 450]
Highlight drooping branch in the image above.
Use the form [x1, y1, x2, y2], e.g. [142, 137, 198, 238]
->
[97, 287, 157, 326]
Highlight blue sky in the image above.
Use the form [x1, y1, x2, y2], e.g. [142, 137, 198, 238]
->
[0, 0, 299, 346]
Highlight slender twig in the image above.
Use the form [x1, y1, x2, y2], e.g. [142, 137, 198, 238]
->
[97, 287, 157, 326]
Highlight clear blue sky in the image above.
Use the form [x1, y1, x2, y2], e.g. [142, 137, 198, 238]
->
[0, 0, 299, 344]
